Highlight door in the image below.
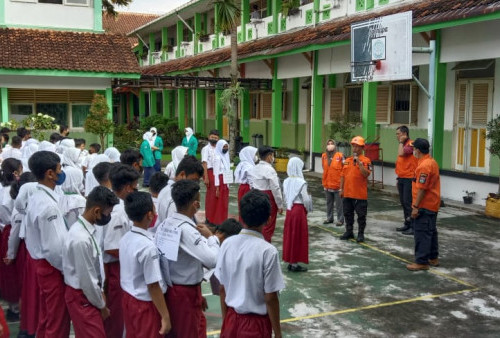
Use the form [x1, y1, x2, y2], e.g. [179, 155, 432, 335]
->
[455, 80, 493, 174]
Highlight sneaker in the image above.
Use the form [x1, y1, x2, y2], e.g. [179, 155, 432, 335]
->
[402, 228, 414, 235]
[406, 263, 430, 271]
[6, 309, 19, 322]
[340, 232, 354, 240]
[335, 221, 344, 227]
[289, 265, 308, 272]
[396, 225, 411, 231]
[323, 219, 334, 224]
[429, 258, 440, 267]
[356, 234, 365, 243]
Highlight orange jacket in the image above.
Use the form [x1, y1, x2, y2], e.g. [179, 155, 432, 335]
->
[322, 152, 344, 190]
[395, 138, 418, 178]
[412, 154, 441, 212]
[341, 154, 372, 200]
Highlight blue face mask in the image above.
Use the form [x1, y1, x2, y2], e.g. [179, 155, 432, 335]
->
[55, 171, 66, 185]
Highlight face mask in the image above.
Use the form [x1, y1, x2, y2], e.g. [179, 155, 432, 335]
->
[95, 212, 111, 226]
[185, 132, 190, 137]
[138, 165, 144, 175]
[209, 139, 218, 145]
[66, 132, 70, 137]
[326, 145, 335, 152]
[222, 149, 228, 154]
[149, 214, 158, 228]
[55, 171, 66, 185]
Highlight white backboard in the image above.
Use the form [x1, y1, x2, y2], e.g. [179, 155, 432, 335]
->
[351, 11, 412, 82]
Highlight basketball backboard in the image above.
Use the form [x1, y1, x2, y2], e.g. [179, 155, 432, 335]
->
[351, 11, 412, 82]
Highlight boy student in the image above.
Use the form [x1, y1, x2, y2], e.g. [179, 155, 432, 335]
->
[121, 191, 171, 337]
[156, 179, 219, 338]
[25, 151, 70, 337]
[157, 155, 204, 223]
[215, 189, 285, 338]
[201, 129, 219, 223]
[102, 164, 140, 338]
[149, 172, 169, 227]
[63, 186, 119, 337]
[82, 143, 101, 173]
[93, 162, 115, 190]
[120, 149, 144, 173]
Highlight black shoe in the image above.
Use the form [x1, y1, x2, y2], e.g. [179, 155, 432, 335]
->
[17, 330, 28, 338]
[323, 219, 334, 224]
[340, 232, 354, 240]
[287, 264, 292, 271]
[396, 225, 411, 231]
[402, 228, 414, 235]
[356, 234, 365, 242]
[335, 221, 344, 227]
[289, 265, 308, 272]
[6, 309, 19, 322]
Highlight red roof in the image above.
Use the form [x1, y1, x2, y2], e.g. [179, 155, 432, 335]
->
[143, 0, 500, 75]
[103, 12, 160, 46]
[0, 28, 140, 74]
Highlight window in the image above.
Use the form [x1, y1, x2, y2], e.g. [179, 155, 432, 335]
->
[392, 84, 418, 124]
[346, 86, 362, 122]
[38, 0, 63, 3]
[36, 103, 68, 126]
[250, 93, 259, 119]
[71, 104, 90, 128]
[10, 104, 34, 121]
[63, 0, 89, 5]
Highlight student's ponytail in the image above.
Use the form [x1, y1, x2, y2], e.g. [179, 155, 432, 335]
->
[10, 172, 36, 200]
[0, 158, 22, 187]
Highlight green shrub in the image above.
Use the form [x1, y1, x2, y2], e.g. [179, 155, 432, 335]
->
[113, 124, 142, 152]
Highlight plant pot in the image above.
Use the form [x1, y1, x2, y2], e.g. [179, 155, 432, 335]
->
[485, 195, 500, 218]
[462, 196, 473, 204]
[275, 158, 289, 173]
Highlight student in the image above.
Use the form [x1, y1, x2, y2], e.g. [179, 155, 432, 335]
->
[63, 186, 119, 337]
[149, 172, 169, 229]
[104, 147, 121, 163]
[157, 155, 204, 223]
[4, 172, 36, 336]
[85, 154, 111, 197]
[60, 165, 86, 227]
[38, 140, 57, 153]
[121, 191, 171, 337]
[156, 179, 219, 338]
[212, 139, 230, 224]
[164, 146, 188, 179]
[49, 133, 62, 145]
[247, 146, 283, 242]
[321, 139, 344, 226]
[140, 132, 155, 188]
[59, 125, 70, 138]
[75, 138, 88, 169]
[93, 162, 115, 190]
[1, 135, 22, 161]
[234, 146, 258, 222]
[21, 138, 39, 172]
[340, 136, 372, 243]
[102, 164, 140, 338]
[120, 149, 143, 173]
[17, 127, 31, 148]
[82, 143, 101, 174]
[25, 151, 70, 338]
[282, 157, 312, 272]
[0, 158, 23, 321]
[215, 189, 284, 338]
[181, 127, 198, 156]
[201, 130, 219, 223]
[150, 127, 164, 172]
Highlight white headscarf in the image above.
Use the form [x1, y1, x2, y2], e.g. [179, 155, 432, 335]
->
[235, 146, 257, 184]
[215, 139, 230, 171]
[165, 146, 188, 178]
[185, 127, 194, 142]
[62, 147, 81, 169]
[38, 140, 56, 153]
[14, 182, 38, 239]
[85, 154, 110, 196]
[283, 157, 307, 210]
[104, 147, 121, 163]
[60, 167, 86, 223]
[150, 127, 158, 146]
[56, 138, 75, 155]
[21, 139, 39, 172]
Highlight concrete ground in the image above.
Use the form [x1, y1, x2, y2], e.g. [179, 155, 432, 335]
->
[4, 172, 499, 337]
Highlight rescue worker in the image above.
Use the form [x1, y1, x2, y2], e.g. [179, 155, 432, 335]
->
[321, 139, 344, 226]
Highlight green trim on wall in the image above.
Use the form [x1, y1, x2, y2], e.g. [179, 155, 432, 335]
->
[0, 88, 8, 123]
[105, 87, 113, 147]
[215, 89, 223, 132]
[162, 89, 172, 118]
[0, 69, 140, 79]
[150, 91, 158, 115]
[241, 0, 249, 41]
[176, 21, 183, 57]
[214, 3, 220, 49]
[271, 61, 282, 147]
[161, 27, 168, 62]
[328, 74, 336, 88]
[178, 88, 186, 130]
[361, 82, 377, 141]
[272, 0, 281, 35]
[194, 13, 202, 55]
[195, 89, 206, 134]
[0, 23, 103, 33]
[139, 90, 146, 122]
[311, 51, 323, 153]
[292, 78, 299, 124]
[149, 33, 155, 65]
[313, 0, 320, 24]
[240, 89, 250, 143]
[128, 93, 134, 122]
[413, 11, 500, 33]
[432, 31, 446, 167]
[0, 0, 6, 26]
[94, 0, 103, 32]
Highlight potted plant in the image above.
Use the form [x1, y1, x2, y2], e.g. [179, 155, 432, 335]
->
[462, 190, 475, 204]
[328, 115, 359, 157]
[196, 31, 210, 42]
[162, 45, 173, 53]
[274, 147, 291, 173]
[485, 114, 500, 218]
[281, 0, 301, 17]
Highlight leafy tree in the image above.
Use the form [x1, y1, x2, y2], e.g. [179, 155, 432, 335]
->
[486, 114, 500, 194]
[103, 0, 133, 16]
[84, 94, 114, 151]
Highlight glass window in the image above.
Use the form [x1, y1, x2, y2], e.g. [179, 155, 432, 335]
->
[393, 84, 410, 124]
[39, 0, 63, 4]
[36, 103, 68, 126]
[10, 104, 33, 121]
[64, 0, 89, 5]
[250, 93, 259, 119]
[71, 104, 90, 128]
[346, 87, 362, 122]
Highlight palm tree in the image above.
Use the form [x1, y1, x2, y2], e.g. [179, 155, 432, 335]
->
[214, 0, 241, 158]
[103, 0, 133, 16]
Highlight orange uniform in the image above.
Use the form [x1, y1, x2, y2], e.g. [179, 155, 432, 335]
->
[322, 152, 344, 190]
[412, 154, 440, 212]
[395, 138, 418, 178]
[341, 155, 372, 200]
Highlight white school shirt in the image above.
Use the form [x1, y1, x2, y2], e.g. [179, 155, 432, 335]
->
[247, 161, 284, 208]
[0, 147, 22, 161]
[213, 153, 229, 187]
[155, 212, 219, 286]
[201, 144, 216, 169]
[25, 184, 68, 271]
[215, 229, 285, 315]
[157, 179, 176, 223]
[102, 199, 132, 263]
[7, 209, 23, 259]
[120, 226, 166, 301]
[63, 216, 105, 310]
[0, 186, 13, 227]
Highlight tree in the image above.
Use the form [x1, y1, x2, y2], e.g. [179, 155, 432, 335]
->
[486, 114, 500, 194]
[85, 94, 114, 151]
[215, 0, 241, 159]
[103, 0, 133, 16]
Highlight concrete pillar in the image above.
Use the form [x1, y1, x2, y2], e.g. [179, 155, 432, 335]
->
[161, 27, 168, 62]
[432, 30, 446, 167]
[271, 61, 282, 147]
[176, 21, 183, 58]
[311, 51, 324, 153]
[215, 89, 223, 132]
[292, 78, 300, 148]
[150, 91, 158, 115]
[195, 89, 206, 134]
[272, 0, 281, 34]
[149, 33, 155, 65]
[241, 0, 250, 41]
[194, 13, 202, 55]
[0, 88, 8, 123]
[105, 88, 113, 147]
[178, 89, 186, 130]
[240, 89, 250, 143]
[139, 89, 146, 122]
[361, 82, 377, 142]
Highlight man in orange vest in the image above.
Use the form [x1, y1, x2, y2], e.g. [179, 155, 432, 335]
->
[321, 139, 344, 226]
[395, 126, 418, 235]
[406, 138, 441, 271]
[339, 136, 372, 243]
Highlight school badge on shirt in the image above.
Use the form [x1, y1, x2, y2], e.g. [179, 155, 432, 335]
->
[419, 173, 428, 184]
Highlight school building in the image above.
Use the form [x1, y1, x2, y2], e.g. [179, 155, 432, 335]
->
[120, 0, 500, 205]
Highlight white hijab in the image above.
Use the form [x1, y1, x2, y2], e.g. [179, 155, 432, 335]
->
[185, 127, 194, 142]
[62, 147, 81, 169]
[14, 182, 39, 238]
[164, 146, 188, 178]
[21, 140, 39, 172]
[38, 140, 56, 153]
[85, 154, 110, 196]
[56, 138, 75, 155]
[235, 146, 257, 183]
[150, 127, 158, 146]
[215, 139, 230, 171]
[104, 147, 121, 163]
[283, 157, 307, 210]
[60, 166, 86, 216]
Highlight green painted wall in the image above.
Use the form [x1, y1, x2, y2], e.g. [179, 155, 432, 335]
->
[0, 88, 8, 123]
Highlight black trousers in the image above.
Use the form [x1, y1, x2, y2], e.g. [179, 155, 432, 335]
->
[397, 178, 413, 226]
[413, 209, 439, 264]
[343, 198, 367, 234]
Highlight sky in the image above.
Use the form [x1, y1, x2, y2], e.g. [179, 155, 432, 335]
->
[117, 0, 191, 14]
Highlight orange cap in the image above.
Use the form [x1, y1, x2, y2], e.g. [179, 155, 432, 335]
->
[350, 136, 365, 146]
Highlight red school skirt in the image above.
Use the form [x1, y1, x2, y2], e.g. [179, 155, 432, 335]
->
[0, 224, 21, 303]
[238, 184, 251, 223]
[205, 169, 216, 223]
[261, 191, 278, 243]
[211, 175, 229, 225]
[221, 307, 272, 338]
[282, 204, 309, 264]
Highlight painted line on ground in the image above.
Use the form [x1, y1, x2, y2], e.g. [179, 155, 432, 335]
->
[206, 288, 479, 336]
[314, 225, 477, 288]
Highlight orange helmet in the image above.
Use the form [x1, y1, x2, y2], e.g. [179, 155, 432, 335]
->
[350, 136, 365, 146]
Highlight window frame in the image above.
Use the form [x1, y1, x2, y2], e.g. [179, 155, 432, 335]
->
[9, 103, 35, 121]
[70, 103, 91, 129]
[390, 81, 418, 125]
[63, 0, 89, 6]
[344, 85, 362, 123]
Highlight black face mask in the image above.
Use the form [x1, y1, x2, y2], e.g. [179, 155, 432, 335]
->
[95, 212, 111, 226]
[209, 139, 218, 145]
[138, 165, 144, 175]
[222, 149, 228, 154]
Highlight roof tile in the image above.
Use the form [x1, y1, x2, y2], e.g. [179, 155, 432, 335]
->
[103, 12, 160, 47]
